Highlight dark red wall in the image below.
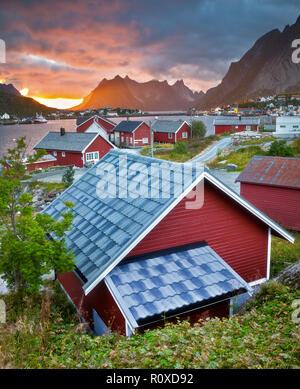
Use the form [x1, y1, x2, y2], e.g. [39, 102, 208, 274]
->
[77, 118, 94, 133]
[176, 122, 191, 142]
[118, 132, 134, 147]
[57, 272, 126, 334]
[154, 123, 191, 143]
[139, 300, 229, 333]
[84, 135, 114, 162]
[241, 182, 300, 231]
[128, 180, 269, 283]
[133, 123, 151, 146]
[26, 160, 55, 171]
[47, 149, 83, 167]
[215, 124, 258, 134]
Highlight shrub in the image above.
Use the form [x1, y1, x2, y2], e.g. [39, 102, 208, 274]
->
[191, 120, 207, 138]
[267, 140, 294, 157]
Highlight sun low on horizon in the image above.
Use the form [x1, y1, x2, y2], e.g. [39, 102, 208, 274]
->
[31, 96, 83, 110]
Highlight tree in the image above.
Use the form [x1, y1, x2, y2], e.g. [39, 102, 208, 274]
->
[0, 137, 75, 298]
[62, 166, 75, 187]
[267, 140, 294, 157]
[191, 120, 207, 138]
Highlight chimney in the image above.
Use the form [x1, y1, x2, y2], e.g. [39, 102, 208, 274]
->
[60, 127, 65, 136]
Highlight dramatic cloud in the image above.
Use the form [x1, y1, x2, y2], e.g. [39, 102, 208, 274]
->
[0, 0, 299, 98]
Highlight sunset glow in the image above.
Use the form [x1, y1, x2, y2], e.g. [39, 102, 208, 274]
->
[20, 88, 29, 96]
[32, 96, 83, 109]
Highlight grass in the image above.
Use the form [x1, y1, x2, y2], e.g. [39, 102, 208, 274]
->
[292, 137, 300, 157]
[145, 136, 220, 163]
[208, 146, 266, 171]
[271, 232, 300, 278]
[0, 280, 299, 368]
[29, 181, 67, 193]
[241, 136, 276, 145]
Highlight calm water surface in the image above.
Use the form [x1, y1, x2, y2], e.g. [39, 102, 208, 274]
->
[0, 115, 222, 157]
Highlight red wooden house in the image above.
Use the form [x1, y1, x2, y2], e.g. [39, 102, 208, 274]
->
[43, 150, 294, 336]
[76, 115, 116, 142]
[34, 128, 116, 168]
[3, 154, 57, 172]
[113, 121, 150, 147]
[236, 156, 300, 231]
[214, 117, 260, 135]
[153, 120, 191, 143]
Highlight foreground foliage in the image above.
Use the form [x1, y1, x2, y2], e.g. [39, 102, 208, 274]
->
[208, 146, 266, 170]
[271, 232, 300, 278]
[0, 281, 299, 369]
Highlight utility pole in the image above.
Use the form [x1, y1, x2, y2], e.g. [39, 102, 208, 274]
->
[150, 116, 158, 158]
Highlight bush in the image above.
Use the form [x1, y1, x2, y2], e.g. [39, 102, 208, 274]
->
[62, 166, 75, 187]
[267, 140, 294, 157]
[191, 120, 206, 138]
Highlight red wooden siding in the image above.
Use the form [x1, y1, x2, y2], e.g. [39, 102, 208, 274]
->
[215, 124, 258, 135]
[96, 117, 116, 134]
[128, 180, 268, 283]
[154, 123, 191, 143]
[47, 149, 83, 167]
[77, 118, 95, 133]
[241, 182, 300, 231]
[57, 272, 126, 334]
[133, 123, 151, 146]
[117, 132, 134, 147]
[139, 300, 229, 333]
[26, 159, 55, 171]
[176, 122, 191, 142]
[84, 135, 114, 163]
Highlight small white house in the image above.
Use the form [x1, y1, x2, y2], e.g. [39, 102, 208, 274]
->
[275, 116, 300, 135]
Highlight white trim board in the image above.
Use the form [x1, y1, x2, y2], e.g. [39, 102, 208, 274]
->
[84, 168, 294, 295]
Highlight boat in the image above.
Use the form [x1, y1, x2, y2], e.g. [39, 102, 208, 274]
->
[34, 113, 47, 124]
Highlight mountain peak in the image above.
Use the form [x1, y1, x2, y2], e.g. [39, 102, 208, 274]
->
[296, 15, 300, 25]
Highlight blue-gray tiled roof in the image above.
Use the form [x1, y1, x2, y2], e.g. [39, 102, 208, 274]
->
[113, 120, 144, 133]
[42, 150, 202, 293]
[34, 132, 97, 152]
[105, 243, 249, 327]
[153, 120, 187, 133]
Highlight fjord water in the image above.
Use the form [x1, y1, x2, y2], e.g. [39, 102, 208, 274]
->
[0, 115, 219, 157]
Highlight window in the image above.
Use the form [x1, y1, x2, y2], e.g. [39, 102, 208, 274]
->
[142, 137, 148, 144]
[235, 126, 239, 129]
[246, 125, 251, 131]
[62, 152, 66, 157]
[94, 152, 99, 160]
[130, 137, 133, 144]
[168, 133, 173, 139]
[280, 125, 286, 128]
[86, 152, 99, 161]
[182, 132, 188, 139]
[121, 136, 124, 143]
[293, 125, 299, 128]
[53, 151, 57, 156]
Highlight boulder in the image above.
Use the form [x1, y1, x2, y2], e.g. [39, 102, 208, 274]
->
[277, 261, 300, 291]
[227, 163, 238, 171]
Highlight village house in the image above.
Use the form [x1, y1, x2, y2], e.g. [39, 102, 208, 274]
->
[275, 116, 300, 135]
[236, 156, 300, 231]
[76, 115, 117, 142]
[34, 128, 116, 168]
[113, 121, 151, 147]
[43, 150, 294, 336]
[3, 154, 57, 172]
[213, 117, 260, 134]
[152, 120, 191, 143]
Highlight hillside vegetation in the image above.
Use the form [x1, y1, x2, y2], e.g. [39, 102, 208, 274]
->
[0, 233, 299, 369]
[0, 92, 57, 117]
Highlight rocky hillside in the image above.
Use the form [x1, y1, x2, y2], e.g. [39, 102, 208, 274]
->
[199, 15, 300, 108]
[72, 75, 203, 111]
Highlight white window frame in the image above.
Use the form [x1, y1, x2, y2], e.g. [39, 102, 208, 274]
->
[121, 136, 124, 143]
[62, 152, 66, 157]
[182, 132, 188, 139]
[142, 137, 148, 144]
[246, 125, 251, 131]
[53, 151, 57, 156]
[168, 133, 173, 139]
[86, 152, 99, 161]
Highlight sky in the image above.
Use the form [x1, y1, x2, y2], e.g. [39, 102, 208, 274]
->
[0, 0, 299, 108]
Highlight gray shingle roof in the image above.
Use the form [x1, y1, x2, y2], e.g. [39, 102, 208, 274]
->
[214, 118, 260, 126]
[113, 121, 143, 133]
[152, 120, 187, 133]
[105, 243, 249, 327]
[76, 116, 93, 126]
[42, 150, 201, 293]
[42, 150, 294, 295]
[34, 132, 98, 152]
